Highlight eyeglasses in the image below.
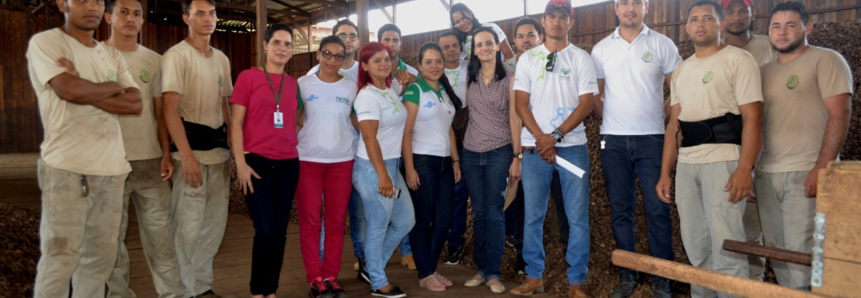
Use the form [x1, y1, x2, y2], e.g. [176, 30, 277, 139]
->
[337, 33, 359, 41]
[545, 51, 557, 72]
[321, 50, 346, 62]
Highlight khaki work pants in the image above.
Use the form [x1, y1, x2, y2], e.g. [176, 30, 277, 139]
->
[107, 158, 184, 298]
[171, 159, 229, 296]
[754, 171, 815, 289]
[676, 161, 749, 298]
[33, 160, 127, 298]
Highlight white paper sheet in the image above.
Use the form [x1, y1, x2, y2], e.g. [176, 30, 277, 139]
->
[556, 155, 586, 178]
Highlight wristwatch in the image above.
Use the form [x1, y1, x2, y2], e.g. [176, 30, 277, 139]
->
[513, 152, 523, 160]
[551, 128, 565, 143]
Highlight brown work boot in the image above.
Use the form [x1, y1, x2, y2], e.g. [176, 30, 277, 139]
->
[510, 278, 544, 296]
[570, 284, 589, 298]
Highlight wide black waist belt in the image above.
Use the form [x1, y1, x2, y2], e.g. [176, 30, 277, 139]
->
[169, 118, 228, 152]
[678, 113, 743, 148]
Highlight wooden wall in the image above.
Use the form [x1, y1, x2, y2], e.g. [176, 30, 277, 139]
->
[0, 9, 256, 154]
[289, 0, 861, 76]
[2, 0, 860, 153]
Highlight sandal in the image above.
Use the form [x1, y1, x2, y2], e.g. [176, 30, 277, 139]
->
[419, 275, 446, 292]
[433, 272, 454, 287]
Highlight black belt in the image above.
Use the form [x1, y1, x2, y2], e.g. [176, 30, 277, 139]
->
[169, 118, 228, 152]
[678, 113, 743, 147]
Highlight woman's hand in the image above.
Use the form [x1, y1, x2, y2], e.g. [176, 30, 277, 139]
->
[453, 161, 462, 183]
[509, 159, 521, 181]
[237, 161, 260, 195]
[406, 167, 421, 190]
[378, 173, 395, 198]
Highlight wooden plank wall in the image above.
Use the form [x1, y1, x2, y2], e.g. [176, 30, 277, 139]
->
[2, 0, 860, 153]
[292, 0, 861, 73]
[0, 9, 256, 154]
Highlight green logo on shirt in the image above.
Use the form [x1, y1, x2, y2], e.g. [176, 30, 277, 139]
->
[336, 96, 351, 105]
[218, 74, 224, 87]
[702, 71, 714, 84]
[446, 69, 461, 87]
[787, 75, 799, 90]
[140, 70, 150, 83]
[107, 69, 117, 82]
[642, 52, 653, 63]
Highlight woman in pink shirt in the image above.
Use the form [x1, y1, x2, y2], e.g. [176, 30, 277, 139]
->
[229, 24, 300, 298]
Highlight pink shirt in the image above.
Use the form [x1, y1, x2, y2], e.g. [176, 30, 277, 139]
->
[230, 67, 299, 160]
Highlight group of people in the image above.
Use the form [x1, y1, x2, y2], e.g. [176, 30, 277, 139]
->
[25, 0, 852, 297]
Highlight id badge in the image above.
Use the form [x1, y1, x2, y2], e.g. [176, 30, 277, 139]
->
[274, 111, 284, 128]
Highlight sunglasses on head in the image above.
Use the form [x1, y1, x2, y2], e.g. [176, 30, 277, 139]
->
[546, 51, 557, 72]
[321, 50, 346, 62]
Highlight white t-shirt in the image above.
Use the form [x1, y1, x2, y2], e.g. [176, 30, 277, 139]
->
[354, 85, 407, 160]
[462, 22, 508, 61]
[444, 61, 468, 105]
[109, 43, 165, 161]
[592, 25, 682, 135]
[513, 44, 599, 147]
[403, 78, 456, 157]
[297, 74, 359, 163]
[306, 60, 360, 81]
[392, 58, 419, 96]
[26, 29, 137, 176]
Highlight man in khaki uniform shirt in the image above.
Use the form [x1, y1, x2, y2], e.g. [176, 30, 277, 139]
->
[657, 2, 763, 297]
[721, 0, 776, 280]
[756, 2, 854, 289]
[92, 0, 183, 297]
[25, 0, 142, 296]
[162, 0, 233, 296]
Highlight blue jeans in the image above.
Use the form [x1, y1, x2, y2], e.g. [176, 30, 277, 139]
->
[348, 188, 365, 259]
[601, 135, 673, 281]
[447, 149, 470, 247]
[400, 237, 411, 257]
[462, 144, 512, 281]
[407, 154, 455, 279]
[522, 145, 591, 285]
[353, 157, 416, 290]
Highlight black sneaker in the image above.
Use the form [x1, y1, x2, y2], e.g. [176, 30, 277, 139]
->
[196, 290, 220, 298]
[651, 277, 671, 298]
[609, 272, 638, 298]
[357, 259, 371, 285]
[325, 279, 347, 298]
[310, 278, 333, 298]
[371, 286, 406, 298]
[444, 245, 462, 265]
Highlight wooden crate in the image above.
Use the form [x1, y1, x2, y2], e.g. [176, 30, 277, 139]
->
[813, 161, 861, 297]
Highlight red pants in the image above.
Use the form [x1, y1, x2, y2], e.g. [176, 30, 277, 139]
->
[296, 160, 353, 283]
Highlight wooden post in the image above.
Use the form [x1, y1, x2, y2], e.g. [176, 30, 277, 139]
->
[141, 0, 148, 45]
[356, 0, 370, 45]
[722, 240, 812, 266]
[392, 0, 397, 24]
[612, 250, 826, 298]
[256, 0, 267, 67]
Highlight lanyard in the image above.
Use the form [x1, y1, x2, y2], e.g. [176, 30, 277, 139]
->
[262, 65, 286, 111]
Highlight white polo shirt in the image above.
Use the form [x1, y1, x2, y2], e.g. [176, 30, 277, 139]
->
[403, 77, 456, 157]
[444, 60, 468, 105]
[297, 74, 359, 163]
[513, 44, 599, 147]
[592, 25, 682, 135]
[307, 60, 360, 81]
[354, 85, 407, 160]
